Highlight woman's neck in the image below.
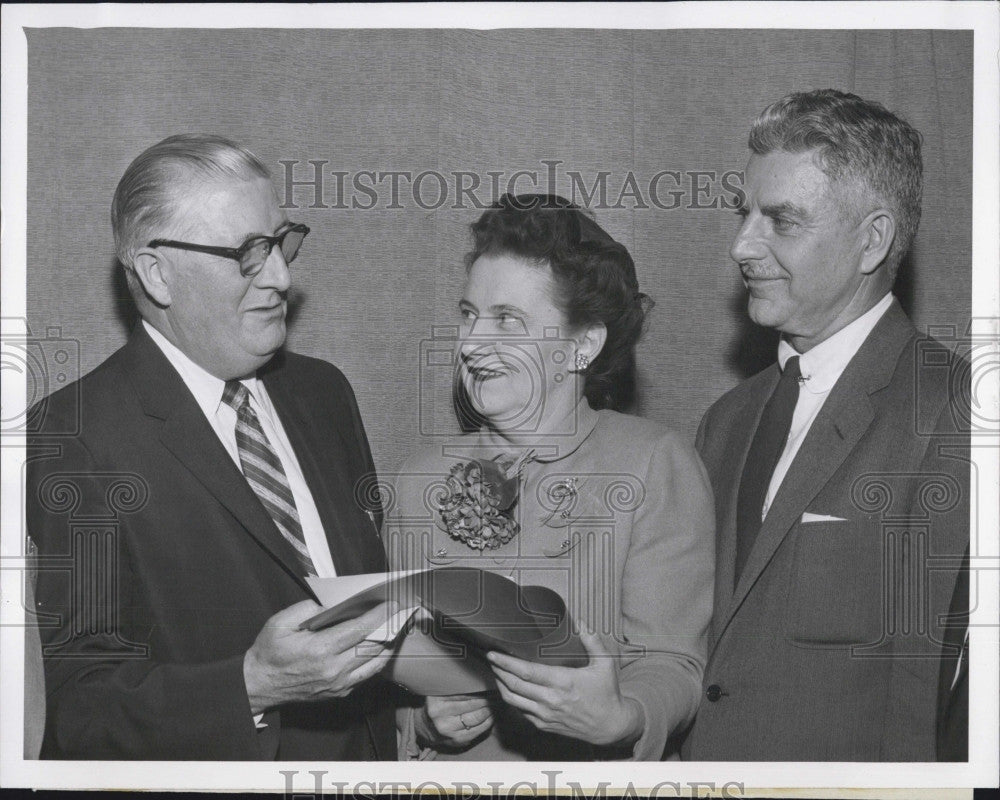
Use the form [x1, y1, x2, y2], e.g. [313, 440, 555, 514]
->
[487, 395, 596, 450]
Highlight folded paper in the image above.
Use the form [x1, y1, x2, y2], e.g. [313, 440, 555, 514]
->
[304, 567, 587, 695]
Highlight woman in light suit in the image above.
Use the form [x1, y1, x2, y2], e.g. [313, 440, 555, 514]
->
[385, 194, 714, 760]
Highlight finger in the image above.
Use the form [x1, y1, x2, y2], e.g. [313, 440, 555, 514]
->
[412, 606, 434, 625]
[269, 598, 324, 628]
[434, 696, 492, 714]
[523, 712, 554, 733]
[442, 710, 488, 737]
[444, 692, 493, 702]
[487, 651, 558, 687]
[460, 706, 493, 728]
[426, 697, 490, 724]
[490, 665, 558, 705]
[455, 715, 493, 741]
[446, 718, 491, 745]
[345, 647, 393, 686]
[429, 693, 491, 708]
[324, 601, 401, 648]
[354, 600, 403, 636]
[494, 680, 544, 719]
[580, 629, 614, 667]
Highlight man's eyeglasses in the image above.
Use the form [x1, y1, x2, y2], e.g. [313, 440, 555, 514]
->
[147, 223, 310, 278]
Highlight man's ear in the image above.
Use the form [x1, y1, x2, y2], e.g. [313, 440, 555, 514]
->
[858, 208, 896, 276]
[130, 248, 173, 307]
[576, 322, 608, 363]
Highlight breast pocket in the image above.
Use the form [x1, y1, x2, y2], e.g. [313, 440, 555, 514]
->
[784, 517, 884, 648]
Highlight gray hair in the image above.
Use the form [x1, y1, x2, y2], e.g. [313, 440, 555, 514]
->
[748, 89, 923, 278]
[111, 134, 271, 270]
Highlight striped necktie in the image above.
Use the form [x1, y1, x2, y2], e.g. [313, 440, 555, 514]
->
[222, 380, 317, 578]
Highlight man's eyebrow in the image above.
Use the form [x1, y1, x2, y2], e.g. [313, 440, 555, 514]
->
[235, 222, 291, 245]
[760, 202, 807, 219]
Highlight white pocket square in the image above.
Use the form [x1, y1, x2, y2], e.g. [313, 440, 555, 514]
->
[800, 512, 846, 524]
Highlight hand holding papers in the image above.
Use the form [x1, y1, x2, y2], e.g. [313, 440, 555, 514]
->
[243, 598, 398, 715]
[303, 567, 587, 695]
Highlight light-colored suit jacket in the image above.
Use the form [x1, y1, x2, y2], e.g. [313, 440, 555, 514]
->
[683, 300, 969, 761]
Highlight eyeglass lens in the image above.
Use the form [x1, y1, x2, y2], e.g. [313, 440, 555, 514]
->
[241, 228, 306, 275]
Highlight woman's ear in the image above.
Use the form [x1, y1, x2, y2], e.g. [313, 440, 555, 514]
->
[130, 248, 173, 307]
[576, 322, 607, 364]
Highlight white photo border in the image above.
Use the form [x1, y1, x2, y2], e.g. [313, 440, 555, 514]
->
[1, 2, 997, 794]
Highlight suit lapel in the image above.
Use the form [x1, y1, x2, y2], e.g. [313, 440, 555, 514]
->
[121, 326, 316, 596]
[712, 372, 777, 629]
[263, 362, 368, 576]
[715, 302, 917, 641]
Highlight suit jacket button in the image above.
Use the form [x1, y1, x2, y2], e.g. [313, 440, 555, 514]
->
[706, 684, 724, 702]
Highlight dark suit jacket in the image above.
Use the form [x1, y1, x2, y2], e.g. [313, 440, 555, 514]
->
[683, 301, 969, 761]
[26, 324, 396, 760]
[936, 545, 969, 761]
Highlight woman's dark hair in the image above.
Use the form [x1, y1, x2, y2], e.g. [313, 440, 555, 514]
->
[466, 193, 653, 412]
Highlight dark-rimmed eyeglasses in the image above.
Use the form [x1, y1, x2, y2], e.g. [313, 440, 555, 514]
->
[147, 223, 310, 278]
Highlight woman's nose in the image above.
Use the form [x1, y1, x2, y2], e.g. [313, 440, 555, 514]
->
[459, 336, 492, 360]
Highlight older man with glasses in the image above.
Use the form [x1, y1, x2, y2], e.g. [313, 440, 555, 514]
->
[27, 134, 397, 760]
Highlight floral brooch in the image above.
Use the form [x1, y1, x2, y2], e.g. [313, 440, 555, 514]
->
[438, 451, 534, 551]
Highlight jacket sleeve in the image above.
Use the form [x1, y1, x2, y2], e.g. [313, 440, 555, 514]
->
[880, 382, 970, 760]
[617, 431, 716, 760]
[27, 428, 268, 760]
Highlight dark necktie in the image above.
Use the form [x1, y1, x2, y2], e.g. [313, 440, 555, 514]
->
[222, 380, 317, 578]
[734, 355, 801, 586]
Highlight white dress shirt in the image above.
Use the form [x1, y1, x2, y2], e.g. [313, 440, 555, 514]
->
[762, 293, 894, 520]
[143, 321, 337, 577]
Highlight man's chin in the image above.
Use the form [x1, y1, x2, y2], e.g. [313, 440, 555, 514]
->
[249, 321, 287, 353]
[236, 330, 286, 373]
[746, 297, 787, 330]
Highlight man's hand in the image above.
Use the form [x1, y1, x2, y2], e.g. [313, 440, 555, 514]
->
[243, 599, 398, 715]
[487, 630, 644, 747]
[414, 693, 495, 749]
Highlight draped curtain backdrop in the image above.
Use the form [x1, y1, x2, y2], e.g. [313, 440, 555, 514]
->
[26, 29, 972, 475]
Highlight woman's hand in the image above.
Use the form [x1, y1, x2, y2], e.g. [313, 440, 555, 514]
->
[486, 630, 645, 747]
[414, 693, 495, 749]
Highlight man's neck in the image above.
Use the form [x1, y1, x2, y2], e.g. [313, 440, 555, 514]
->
[786, 287, 893, 353]
[782, 293, 894, 367]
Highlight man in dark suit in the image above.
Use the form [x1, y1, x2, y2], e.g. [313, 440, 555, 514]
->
[683, 90, 969, 761]
[27, 134, 396, 760]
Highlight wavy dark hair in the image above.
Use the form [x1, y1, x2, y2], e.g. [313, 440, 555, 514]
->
[465, 193, 653, 412]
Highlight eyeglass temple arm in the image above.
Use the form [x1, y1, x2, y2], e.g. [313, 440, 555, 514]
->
[146, 240, 242, 259]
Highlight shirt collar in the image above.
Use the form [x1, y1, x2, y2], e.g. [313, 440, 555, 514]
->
[777, 292, 894, 394]
[142, 319, 263, 418]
